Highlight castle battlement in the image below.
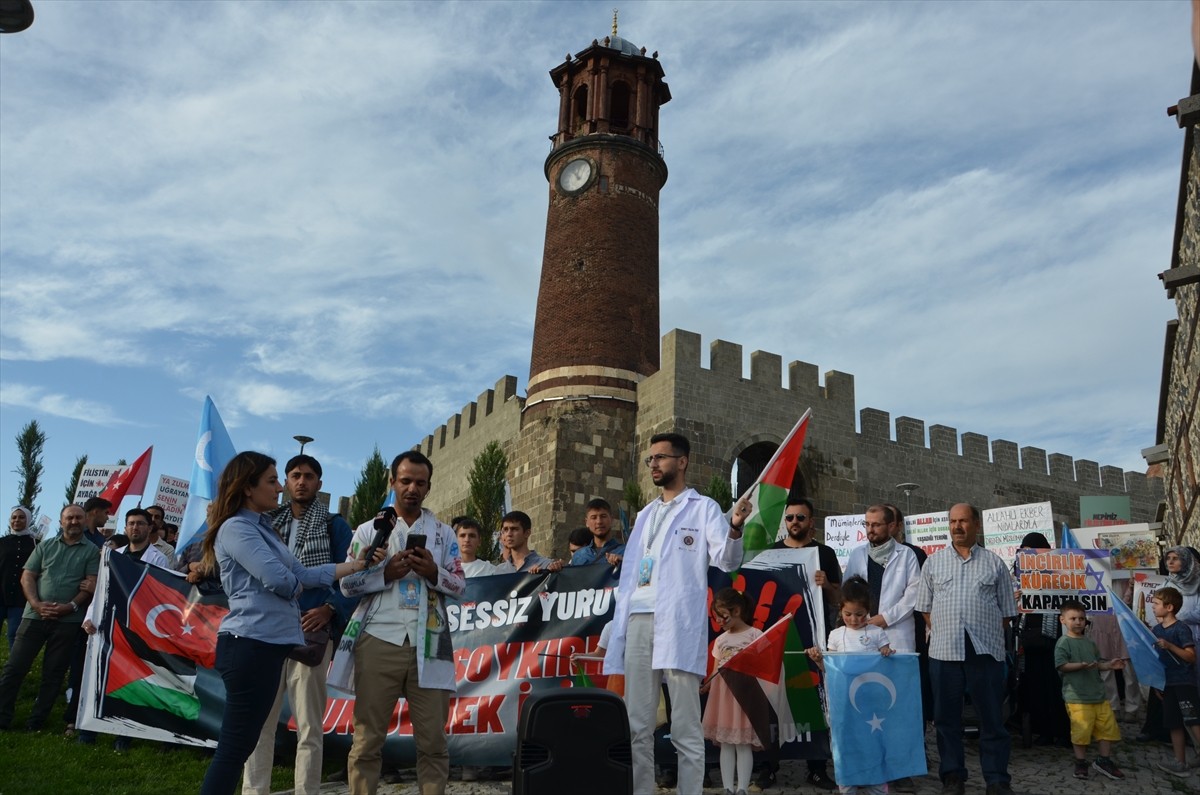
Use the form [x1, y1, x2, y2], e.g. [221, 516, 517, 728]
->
[856, 407, 1149, 496]
[417, 375, 522, 456]
[662, 328, 856, 405]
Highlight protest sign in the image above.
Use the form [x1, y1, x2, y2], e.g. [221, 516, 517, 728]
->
[1131, 572, 1167, 629]
[1066, 523, 1152, 580]
[73, 463, 122, 532]
[904, 510, 949, 557]
[1014, 547, 1113, 613]
[982, 502, 1054, 570]
[1096, 529, 1159, 571]
[823, 514, 866, 572]
[1079, 495, 1131, 527]
[150, 475, 190, 526]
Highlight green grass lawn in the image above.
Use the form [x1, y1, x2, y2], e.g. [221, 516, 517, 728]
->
[0, 641, 305, 795]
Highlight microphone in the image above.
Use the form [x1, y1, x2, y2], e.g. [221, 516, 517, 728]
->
[363, 507, 397, 566]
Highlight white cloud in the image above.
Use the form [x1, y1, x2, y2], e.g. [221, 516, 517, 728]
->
[0, 383, 128, 426]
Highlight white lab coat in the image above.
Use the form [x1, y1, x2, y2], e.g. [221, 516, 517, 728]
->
[843, 542, 921, 653]
[604, 489, 743, 678]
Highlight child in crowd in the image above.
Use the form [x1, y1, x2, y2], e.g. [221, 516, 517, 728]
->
[702, 588, 764, 795]
[1052, 599, 1125, 780]
[806, 577, 892, 795]
[1151, 586, 1200, 777]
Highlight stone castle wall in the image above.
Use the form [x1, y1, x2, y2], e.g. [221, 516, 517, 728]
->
[416, 329, 1163, 554]
[415, 376, 523, 528]
[639, 329, 1163, 533]
[1166, 125, 1200, 547]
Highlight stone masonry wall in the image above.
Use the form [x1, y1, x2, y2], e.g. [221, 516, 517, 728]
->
[1169, 128, 1200, 546]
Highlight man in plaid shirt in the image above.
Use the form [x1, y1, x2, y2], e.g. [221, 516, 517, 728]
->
[916, 503, 1017, 795]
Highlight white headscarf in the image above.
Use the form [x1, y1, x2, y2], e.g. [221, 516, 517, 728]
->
[8, 506, 34, 537]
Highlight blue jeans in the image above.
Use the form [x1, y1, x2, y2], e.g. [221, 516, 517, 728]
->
[930, 638, 1010, 785]
[199, 634, 292, 795]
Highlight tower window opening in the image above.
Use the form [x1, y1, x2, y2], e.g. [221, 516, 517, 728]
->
[572, 86, 589, 134]
[610, 81, 631, 132]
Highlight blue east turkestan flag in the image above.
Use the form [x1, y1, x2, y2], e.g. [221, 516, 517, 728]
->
[1062, 524, 1165, 691]
[175, 397, 236, 550]
[823, 653, 926, 787]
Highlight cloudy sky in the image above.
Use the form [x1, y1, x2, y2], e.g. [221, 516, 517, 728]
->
[0, 1, 1189, 525]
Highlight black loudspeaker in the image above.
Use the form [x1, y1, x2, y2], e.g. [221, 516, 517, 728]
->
[512, 687, 632, 795]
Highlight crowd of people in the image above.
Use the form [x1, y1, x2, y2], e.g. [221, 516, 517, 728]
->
[0, 432, 1198, 795]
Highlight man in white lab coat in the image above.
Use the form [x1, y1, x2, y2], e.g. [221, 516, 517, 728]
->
[843, 504, 922, 654]
[604, 432, 749, 795]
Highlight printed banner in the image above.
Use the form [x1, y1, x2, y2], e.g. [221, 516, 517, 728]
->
[1014, 548, 1113, 613]
[982, 501, 1054, 570]
[1063, 523, 1152, 581]
[1131, 573, 1168, 629]
[81, 547, 832, 765]
[1096, 530, 1159, 571]
[1079, 495, 1131, 527]
[822, 514, 866, 572]
[903, 510, 949, 557]
[150, 475, 190, 526]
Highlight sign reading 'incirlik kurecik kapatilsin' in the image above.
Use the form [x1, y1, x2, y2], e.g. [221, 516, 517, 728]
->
[1014, 547, 1113, 614]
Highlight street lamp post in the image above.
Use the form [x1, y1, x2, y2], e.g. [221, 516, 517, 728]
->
[293, 435, 314, 454]
[896, 482, 920, 514]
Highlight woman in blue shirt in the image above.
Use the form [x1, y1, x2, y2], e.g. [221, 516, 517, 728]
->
[199, 451, 367, 795]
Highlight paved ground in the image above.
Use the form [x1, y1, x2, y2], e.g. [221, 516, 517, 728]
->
[289, 712, 1196, 795]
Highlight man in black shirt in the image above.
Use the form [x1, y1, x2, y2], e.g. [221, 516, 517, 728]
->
[766, 497, 839, 791]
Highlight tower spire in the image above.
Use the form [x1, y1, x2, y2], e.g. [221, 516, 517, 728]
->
[612, 8, 618, 37]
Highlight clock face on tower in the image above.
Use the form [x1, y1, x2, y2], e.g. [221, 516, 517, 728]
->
[557, 157, 595, 195]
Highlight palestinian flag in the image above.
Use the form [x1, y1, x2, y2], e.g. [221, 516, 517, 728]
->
[719, 612, 826, 751]
[739, 410, 811, 561]
[106, 621, 199, 720]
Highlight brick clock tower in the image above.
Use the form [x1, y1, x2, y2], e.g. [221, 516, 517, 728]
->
[513, 22, 671, 545]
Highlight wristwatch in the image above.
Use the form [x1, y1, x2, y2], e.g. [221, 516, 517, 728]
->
[69, 601, 79, 613]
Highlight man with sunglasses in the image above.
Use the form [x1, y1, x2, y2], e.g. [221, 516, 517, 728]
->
[604, 432, 749, 795]
[766, 498, 840, 791]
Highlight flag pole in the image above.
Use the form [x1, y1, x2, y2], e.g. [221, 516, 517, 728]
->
[736, 409, 811, 504]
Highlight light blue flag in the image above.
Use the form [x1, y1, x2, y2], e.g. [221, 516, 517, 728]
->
[823, 652, 926, 787]
[175, 396, 237, 550]
[1062, 523, 1165, 690]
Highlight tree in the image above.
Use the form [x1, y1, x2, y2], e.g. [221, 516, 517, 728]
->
[14, 420, 46, 516]
[64, 453, 88, 507]
[348, 446, 390, 529]
[467, 441, 508, 562]
[623, 480, 646, 528]
[702, 473, 733, 512]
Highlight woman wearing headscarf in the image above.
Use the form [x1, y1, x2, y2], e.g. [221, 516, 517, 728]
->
[1165, 546, 1200, 678]
[1014, 531, 1070, 746]
[0, 507, 37, 651]
[198, 452, 369, 795]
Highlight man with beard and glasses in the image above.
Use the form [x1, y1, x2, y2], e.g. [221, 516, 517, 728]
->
[604, 432, 750, 795]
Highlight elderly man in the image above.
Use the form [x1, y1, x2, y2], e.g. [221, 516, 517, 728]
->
[0, 504, 99, 732]
[916, 503, 1017, 795]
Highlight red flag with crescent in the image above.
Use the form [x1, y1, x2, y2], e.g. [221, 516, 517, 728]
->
[126, 562, 225, 668]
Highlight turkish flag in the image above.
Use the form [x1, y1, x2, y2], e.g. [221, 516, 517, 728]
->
[720, 612, 792, 684]
[122, 554, 226, 668]
[98, 446, 154, 512]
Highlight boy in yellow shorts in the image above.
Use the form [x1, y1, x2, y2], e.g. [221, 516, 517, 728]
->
[1053, 598, 1125, 779]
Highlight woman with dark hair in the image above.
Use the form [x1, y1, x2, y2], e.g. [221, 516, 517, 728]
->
[1014, 531, 1071, 747]
[199, 452, 368, 795]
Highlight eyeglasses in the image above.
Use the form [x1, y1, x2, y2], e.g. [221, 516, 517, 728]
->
[644, 454, 682, 467]
[784, 513, 810, 522]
